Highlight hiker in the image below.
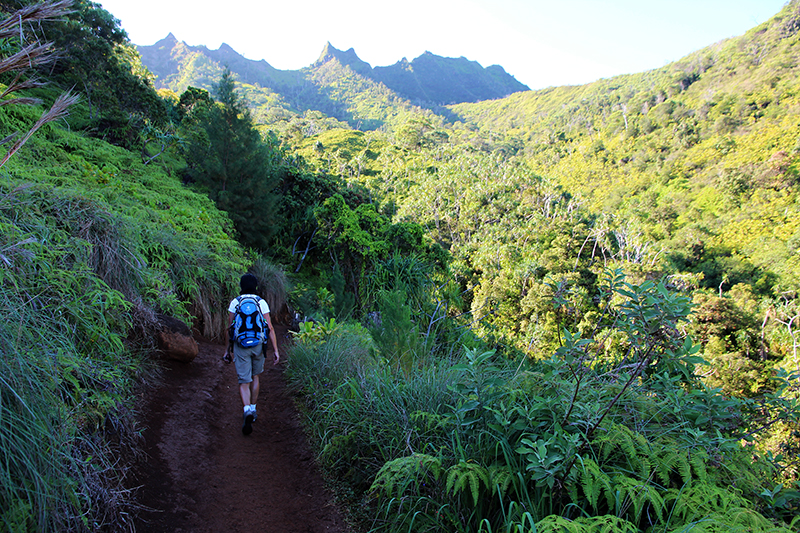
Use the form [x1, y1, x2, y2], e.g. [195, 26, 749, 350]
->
[223, 273, 280, 435]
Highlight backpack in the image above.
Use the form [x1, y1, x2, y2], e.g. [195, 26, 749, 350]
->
[230, 295, 267, 348]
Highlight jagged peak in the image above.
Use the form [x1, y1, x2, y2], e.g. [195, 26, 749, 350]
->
[316, 41, 337, 63]
[154, 33, 178, 46]
[315, 42, 372, 74]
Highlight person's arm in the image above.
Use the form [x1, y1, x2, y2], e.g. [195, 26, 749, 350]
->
[264, 312, 280, 365]
[223, 311, 234, 362]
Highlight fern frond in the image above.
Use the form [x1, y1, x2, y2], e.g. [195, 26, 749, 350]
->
[488, 464, 514, 498]
[652, 443, 693, 488]
[575, 515, 639, 533]
[577, 458, 614, 511]
[534, 514, 638, 533]
[687, 448, 709, 482]
[667, 507, 793, 532]
[409, 410, 448, 432]
[445, 460, 491, 506]
[593, 423, 652, 479]
[534, 514, 590, 532]
[370, 453, 442, 499]
[664, 482, 747, 523]
[613, 474, 665, 524]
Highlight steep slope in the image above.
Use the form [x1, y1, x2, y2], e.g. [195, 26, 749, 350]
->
[445, 1, 800, 291]
[137, 37, 528, 130]
[138, 38, 427, 130]
[373, 51, 528, 105]
[138, 33, 298, 93]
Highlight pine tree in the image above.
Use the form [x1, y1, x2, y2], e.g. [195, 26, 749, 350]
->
[180, 68, 282, 250]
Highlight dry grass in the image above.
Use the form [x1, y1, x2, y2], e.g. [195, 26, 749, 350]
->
[0, 0, 72, 40]
[0, 91, 79, 166]
[0, 1, 79, 168]
[250, 257, 290, 323]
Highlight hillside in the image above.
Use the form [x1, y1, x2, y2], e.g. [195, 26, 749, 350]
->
[372, 51, 528, 105]
[137, 35, 528, 129]
[443, 0, 800, 294]
[5, 1, 800, 532]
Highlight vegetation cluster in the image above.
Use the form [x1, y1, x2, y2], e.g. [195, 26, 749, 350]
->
[2, 0, 800, 532]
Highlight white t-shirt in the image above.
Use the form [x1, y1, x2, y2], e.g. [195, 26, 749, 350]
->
[228, 294, 270, 315]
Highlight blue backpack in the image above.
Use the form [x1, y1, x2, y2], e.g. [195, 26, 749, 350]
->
[231, 295, 267, 348]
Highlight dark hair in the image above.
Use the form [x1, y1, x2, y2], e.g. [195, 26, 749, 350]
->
[240, 273, 258, 294]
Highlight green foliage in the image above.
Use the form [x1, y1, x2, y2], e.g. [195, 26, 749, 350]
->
[310, 192, 448, 320]
[248, 256, 289, 319]
[446, 460, 492, 507]
[368, 290, 420, 370]
[7, 1, 800, 530]
[0, 73, 248, 528]
[330, 263, 355, 319]
[291, 317, 340, 345]
[35, 0, 169, 149]
[288, 271, 799, 533]
[179, 69, 282, 250]
[370, 453, 443, 499]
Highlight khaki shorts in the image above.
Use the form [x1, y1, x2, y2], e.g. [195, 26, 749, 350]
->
[233, 343, 265, 384]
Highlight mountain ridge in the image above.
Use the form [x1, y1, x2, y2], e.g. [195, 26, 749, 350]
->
[137, 36, 529, 109]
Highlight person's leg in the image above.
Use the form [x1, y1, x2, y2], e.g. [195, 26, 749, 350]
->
[249, 346, 265, 417]
[241, 382, 255, 435]
[250, 374, 260, 406]
[234, 345, 253, 408]
[234, 345, 256, 435]
[239, 381, 252, 407]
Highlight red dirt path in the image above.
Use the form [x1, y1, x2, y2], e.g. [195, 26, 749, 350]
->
[132, 325, 353, 533]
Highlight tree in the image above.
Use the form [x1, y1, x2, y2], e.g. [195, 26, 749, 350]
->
[29, 0, 168, 149]
[180, 68, 282, 250]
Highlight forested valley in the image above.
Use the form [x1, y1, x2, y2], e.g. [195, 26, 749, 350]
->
[3, 0, 800, 531]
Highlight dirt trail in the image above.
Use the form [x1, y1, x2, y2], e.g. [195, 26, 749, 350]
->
[133, 325, 352, 533]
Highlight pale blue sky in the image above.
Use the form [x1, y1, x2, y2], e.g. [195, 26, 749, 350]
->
[98, 0, 788, 89]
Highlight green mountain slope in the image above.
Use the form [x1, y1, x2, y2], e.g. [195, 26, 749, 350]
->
[138, 33, 300, 95]
[373, 51, 528, 105]
[5, 2, 800, 531]
[137, 36, 527, 130]
[446, 1, 800, 291]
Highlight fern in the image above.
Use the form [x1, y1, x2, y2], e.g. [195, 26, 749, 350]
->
[651, 442, 689, 487]
[576, 458, 614, 512]
[576, 515, 639, 533]
[445, 460, 491, 506]
[533, 514, 638, 533]
[686, 448, 709, 483]
[663, 482, 748, 523]
[534, 514, 590, 533]
[488, 464, 514, 498]
[593, 423, 652, 480]
[370, 453, 442, 499]
[664, 507, 795, 532]
[650, 439, 710, 487]
[612, 474, 666, 525]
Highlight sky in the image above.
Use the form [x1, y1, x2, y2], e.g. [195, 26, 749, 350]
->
[98, 0, 789, 90]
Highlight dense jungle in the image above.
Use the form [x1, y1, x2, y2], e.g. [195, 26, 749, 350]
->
[3, 0, 800, 531]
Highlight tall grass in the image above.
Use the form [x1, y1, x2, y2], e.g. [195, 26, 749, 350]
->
[0, 262, 139, 531]
[250, 256, 289, 322]
[285, 278, 800, 533]
[0, 98, 249, 528]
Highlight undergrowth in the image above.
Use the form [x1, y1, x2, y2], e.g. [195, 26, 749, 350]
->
[0, 93, 248, 530]
[286, 271, 800, 533]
